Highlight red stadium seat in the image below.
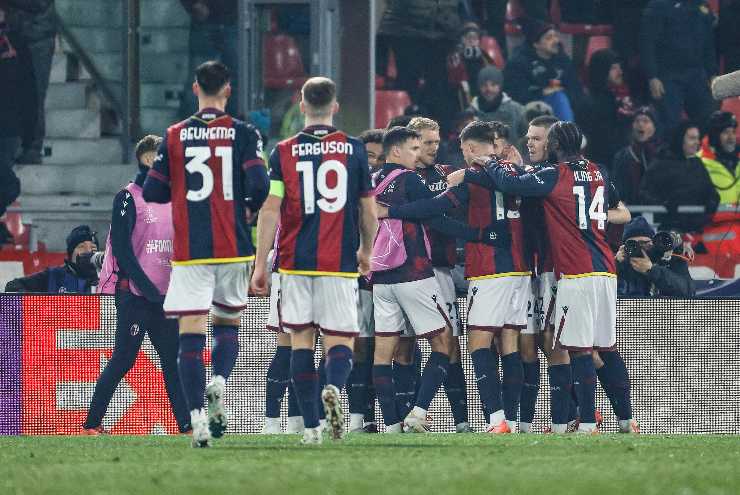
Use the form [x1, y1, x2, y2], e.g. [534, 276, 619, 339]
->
[720, 97, 740, 141]
[480, 36, 506, 69]
[505, 1, 523, 35]
[263, 34, 307, 90]
[585, 35, 612, 67]
[0, 202, 30, 251]
[375, 90, 411, 128]
[708, 0, 719, 15]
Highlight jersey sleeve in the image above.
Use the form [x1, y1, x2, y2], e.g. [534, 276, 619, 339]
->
[267, 147, 285, 198]
[607, 180, 620, 209]
[142, 134, 172, 203]
[240, 124, 266, 170]
[388, 177, 466, 220]
[488, 163, 558, 197]
[239, 124, 269, 210]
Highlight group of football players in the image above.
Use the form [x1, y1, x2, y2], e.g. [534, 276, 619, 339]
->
[257, 77, 641, 441]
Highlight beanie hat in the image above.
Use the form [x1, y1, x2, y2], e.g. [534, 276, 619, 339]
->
[460, 22, 481, 37]
[66, 225, 96, 259]
[633, 106, 657, 126]
[477, 66, 504, 89]
[622, 216, 655, 242]
[707, 111, 737, 150]
[519, 17, 555, 46]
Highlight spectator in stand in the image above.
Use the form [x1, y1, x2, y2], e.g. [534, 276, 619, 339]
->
[179, 0, 238, 118]
[0, 6, 35, 244]
[612, 107, 660, 205]
[698, 111, 740, 207]
[468, 66, 528, 140]
[5, 225, 99, 293]
[639, 121, 719, 232]
[718, 0, 740, 72]
[640, 0, 716, 133]
[504, 18, 583, 121]
[577, 49, 636, 172]
[616, 217, 695, 297]
[3, 0, 55, 164]
[447, 22, 495, 111]
[377, 0, 461, 127]
[437, 109, 478, 170]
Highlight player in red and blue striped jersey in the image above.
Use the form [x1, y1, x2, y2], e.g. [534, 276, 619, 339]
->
[465, 121, 623, 434]
[143, 61, 269, 448]
[251, 77, 378, 444]
[380, 121, 530, 434]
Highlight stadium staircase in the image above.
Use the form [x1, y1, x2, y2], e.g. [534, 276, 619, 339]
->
[9, 0, 190, 254]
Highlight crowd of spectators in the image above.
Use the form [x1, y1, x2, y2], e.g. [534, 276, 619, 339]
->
[376, 0, 740, 240]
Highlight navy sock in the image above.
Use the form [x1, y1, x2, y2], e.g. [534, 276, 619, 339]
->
[317, 357, 326, 420]
[413, 344, 423, 401]
[597, 351, 633, 420]
[415, 352, 450, 410]
[287, 381, 301, 417]
[291, 349, 320, 428]
[178, 334, 206, 411]
[520, 360, 540, 424]
[501, 351, 523, 422]
[548, 364, 572, 425]
[348, 361, 370, 415]
[571, 354, 597, 424]
[265, 346, 291, 418]
[212, 325, 239, 379]
[365, 385, 377, 422]
[326, 345, 353, 390]
[393, 363, 417, 418]
[569, 381, 579, 422]
[373, 364, 400, 426]
[444, 362, 468, 425]
[471, 348, 503, 417]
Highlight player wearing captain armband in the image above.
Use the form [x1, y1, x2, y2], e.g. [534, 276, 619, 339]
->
[251, 77, 378, 444]
[143, 61, 269, 448]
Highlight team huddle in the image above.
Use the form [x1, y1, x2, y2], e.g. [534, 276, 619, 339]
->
[96, 60, 638, 447]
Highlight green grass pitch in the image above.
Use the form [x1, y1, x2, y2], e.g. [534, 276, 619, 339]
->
[1, 434, 739, 495]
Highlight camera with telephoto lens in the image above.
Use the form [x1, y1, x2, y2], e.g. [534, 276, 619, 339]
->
[652, 231, 682, 254]
[624, 239, 644, 258]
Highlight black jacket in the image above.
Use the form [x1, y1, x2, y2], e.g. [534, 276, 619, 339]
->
[639, 152, 719, 232]
[617, 254, 695, 297]
[640, 0, 716, 79]
[3, 0, 56, 42]
[503, 44, 583, 106]
[0, 24, 37, 140]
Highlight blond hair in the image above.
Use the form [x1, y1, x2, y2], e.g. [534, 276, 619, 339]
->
[407, 117, 440, 132]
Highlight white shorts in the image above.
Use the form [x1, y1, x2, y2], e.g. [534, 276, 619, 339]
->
[553, 275, 617, 351]
[434, 267, 463, 337]
[466, 275, 531, 333]
[373, 277, 450, 338]
[266, 272, 283, 333]
[358, 288, 374, 338]
[280, 274, 359, 335]
[164, 262, 251, 317]
[523, 272, 557, 335]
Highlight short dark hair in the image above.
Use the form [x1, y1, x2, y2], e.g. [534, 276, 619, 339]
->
[490, 121, 511, 142]
[386, 115, 415, 129]
[195, 60, 230, 95]
[135, 135, 162, 162]
[459, 120, 496, 144]
[529, 115, 558, 129]
[382, 126, 420, 154]
[301, 77, 336, 116]
[548, 121, 583, 156]
[360, 129, 385, 145]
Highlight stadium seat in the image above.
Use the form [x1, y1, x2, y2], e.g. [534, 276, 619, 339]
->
[585, 35, 612, 67]
[480, 36, 506, 69]
[0, 202, 30, 251]
[263, 34, 307, 90]
[708, 0, 719, 15]
[505, 1, 523, 35]
[720, 97, 740, 141]
[375, 90, 411, 128]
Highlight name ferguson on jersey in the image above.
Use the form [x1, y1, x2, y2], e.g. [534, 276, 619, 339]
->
[291, 141, 354, 157]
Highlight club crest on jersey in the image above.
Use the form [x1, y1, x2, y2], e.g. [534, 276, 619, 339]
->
[130, 323, 140, 336]
[561, 305, 569, 315]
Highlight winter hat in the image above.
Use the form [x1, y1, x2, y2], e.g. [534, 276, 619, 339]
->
[633, 106, 657, 126]
[460, 22, 481, 37]
[622, 217, 655, 241]
[66, 225, 97, 259]
[707, 111, 737, 150]
[477, 66, 504, 88]
[519, 17, 555, 46]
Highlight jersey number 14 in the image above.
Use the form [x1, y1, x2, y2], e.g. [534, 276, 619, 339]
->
[573, 185, 606, 230]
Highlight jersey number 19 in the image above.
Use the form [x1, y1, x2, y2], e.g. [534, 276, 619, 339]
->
[296, 160, 347, 214]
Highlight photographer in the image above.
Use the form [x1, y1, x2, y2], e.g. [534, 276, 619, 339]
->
[4, 225, 99, 293]
[616, 217, 694, 297]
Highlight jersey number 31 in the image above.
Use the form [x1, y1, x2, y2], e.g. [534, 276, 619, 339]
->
[573, 185, 606, 230]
